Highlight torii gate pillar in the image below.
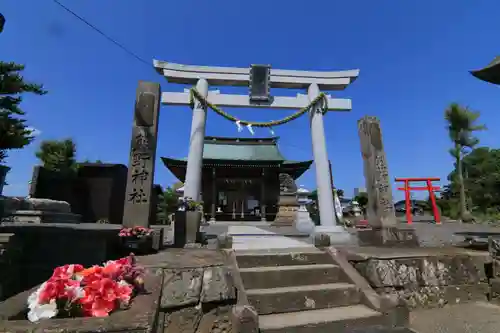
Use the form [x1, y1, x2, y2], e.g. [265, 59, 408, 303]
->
[183, 79, 208, 202]
[308, 84, 345, 237]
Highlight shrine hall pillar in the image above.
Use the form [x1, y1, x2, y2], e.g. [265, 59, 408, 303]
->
[308, 83, 337, 228]
[184, 79, 208, 202]
[211, 167, 216, 222]
[260, 168, 267, 222]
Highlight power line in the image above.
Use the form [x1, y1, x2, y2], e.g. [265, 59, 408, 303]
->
[51, 0, 152, 68]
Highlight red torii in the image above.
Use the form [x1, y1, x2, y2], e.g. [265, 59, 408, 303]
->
[394, 177, 441, 225]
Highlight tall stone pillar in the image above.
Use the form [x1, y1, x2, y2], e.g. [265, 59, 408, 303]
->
[357, 116, 397, 228]
[308, 83, 336, 227]
[308, 83, 350, 243]
[123, 81, 160, 228]
[357, 116, 418, 247]
[184, 79, 208, 202]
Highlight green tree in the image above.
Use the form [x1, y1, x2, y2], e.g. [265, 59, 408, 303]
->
[309, 187, 344, 201]
[438, 147, 500, 220]
[445, 103, 485, 222]
[354, 192, 368, 217]
[0, 61, 47, 164]
[156, 186, 180, 224]
[35, 139, 77, 175]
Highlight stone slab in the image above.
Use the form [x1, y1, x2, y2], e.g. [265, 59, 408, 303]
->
[340, 246, 489, 261]
[8, 210, 81, 224]
[357, 227, 419, 247]
[200, 266, 236, 303]
[247, 282, 361, 315]
[161, 268, 204, 308]
[138, 248, 225, 269]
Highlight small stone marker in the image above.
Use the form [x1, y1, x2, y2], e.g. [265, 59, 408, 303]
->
[357, 116, 397, 228]
[123, 81, 161, 228]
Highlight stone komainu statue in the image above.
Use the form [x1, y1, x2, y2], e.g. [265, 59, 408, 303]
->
[279, 173, 297, 194]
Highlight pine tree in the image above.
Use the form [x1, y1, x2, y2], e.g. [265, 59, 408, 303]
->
[0, 61, 47, 164]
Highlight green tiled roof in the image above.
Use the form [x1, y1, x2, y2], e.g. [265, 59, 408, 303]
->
[202, 141, 285, 161]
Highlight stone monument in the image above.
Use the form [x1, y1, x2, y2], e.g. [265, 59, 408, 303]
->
[272, 173, 299, 226]
[357, 116, 418, 247]
[122, 81, 161, 228]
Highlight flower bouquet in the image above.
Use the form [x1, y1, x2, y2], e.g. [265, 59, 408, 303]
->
[118, 226, 154, 253]
[27, 254, 145, 323]
[118, 226, 153, 239]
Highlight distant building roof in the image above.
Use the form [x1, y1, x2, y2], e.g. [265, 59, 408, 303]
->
[471, 56, 500, 85]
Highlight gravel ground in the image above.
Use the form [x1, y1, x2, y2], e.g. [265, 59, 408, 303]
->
[156, 220, 500, 248]
[408, 221, 500, 247]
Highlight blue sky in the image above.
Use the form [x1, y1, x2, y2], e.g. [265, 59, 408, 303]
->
[2, 0, 500, 200]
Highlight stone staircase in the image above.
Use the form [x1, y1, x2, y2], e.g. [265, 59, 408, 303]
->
[234, 247, 407, 333]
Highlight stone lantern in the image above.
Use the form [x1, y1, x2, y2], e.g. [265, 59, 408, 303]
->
[471, 56, 500, 85]
[295, 186, 315, 233]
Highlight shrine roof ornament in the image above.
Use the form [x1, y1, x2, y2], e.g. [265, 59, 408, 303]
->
[470, 56, 500, 85]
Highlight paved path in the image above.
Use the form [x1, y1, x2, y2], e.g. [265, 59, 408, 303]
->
[227, 225, 314, 250]
[410, 301, 500, 333]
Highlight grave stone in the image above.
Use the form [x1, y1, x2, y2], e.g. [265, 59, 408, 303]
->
[357, 116, 418, 247]
[122, 81, 161, 228]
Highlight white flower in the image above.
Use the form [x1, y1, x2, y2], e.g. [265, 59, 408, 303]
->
[27, 299, 58, 322]
[27, 283, 46, 310]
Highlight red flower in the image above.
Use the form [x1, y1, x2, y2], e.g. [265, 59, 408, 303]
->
[79, 278, 132, 317]
[50, 264, 84, 280]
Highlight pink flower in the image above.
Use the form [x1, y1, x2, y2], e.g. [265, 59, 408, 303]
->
[50, 264, 84, 280]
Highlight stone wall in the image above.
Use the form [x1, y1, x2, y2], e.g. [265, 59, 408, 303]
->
[351, 253, 490, 309]
[139, 249, 236, 333]
[0, 233, 22, 301]
[0, 223, 123, 301]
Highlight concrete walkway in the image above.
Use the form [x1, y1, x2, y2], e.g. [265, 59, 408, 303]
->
[410, 301, 500, 333]
[227, 225, 314, 250]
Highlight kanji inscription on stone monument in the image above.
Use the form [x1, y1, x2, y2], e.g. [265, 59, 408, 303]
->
[358, 116, 397, 228]
[123, 81, 161, 227]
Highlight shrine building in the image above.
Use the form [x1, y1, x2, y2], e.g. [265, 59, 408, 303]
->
[162, 136, 312, 222]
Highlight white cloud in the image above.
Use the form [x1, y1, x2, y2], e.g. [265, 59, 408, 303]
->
[26, 127, 42, 137]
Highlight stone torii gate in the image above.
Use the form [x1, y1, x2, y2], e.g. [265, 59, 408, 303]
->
[153, 60, 359, 236]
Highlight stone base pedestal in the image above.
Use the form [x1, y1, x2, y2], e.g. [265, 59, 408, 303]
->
[357, 227, 419, 247]
[174, 211, 201, 247]
[272, 194, 298, 227]
[8, 210, 81, 224]
[295, 210, 315, 234]
[314, 225, 352, 245]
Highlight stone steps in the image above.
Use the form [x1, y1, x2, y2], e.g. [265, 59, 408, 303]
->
[235, 248, 396, 333]
[239, 264, 342, 289]
[236, 248, 332, 268]
[246, 282, 361, 315]
[258, 305, 386, 333]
